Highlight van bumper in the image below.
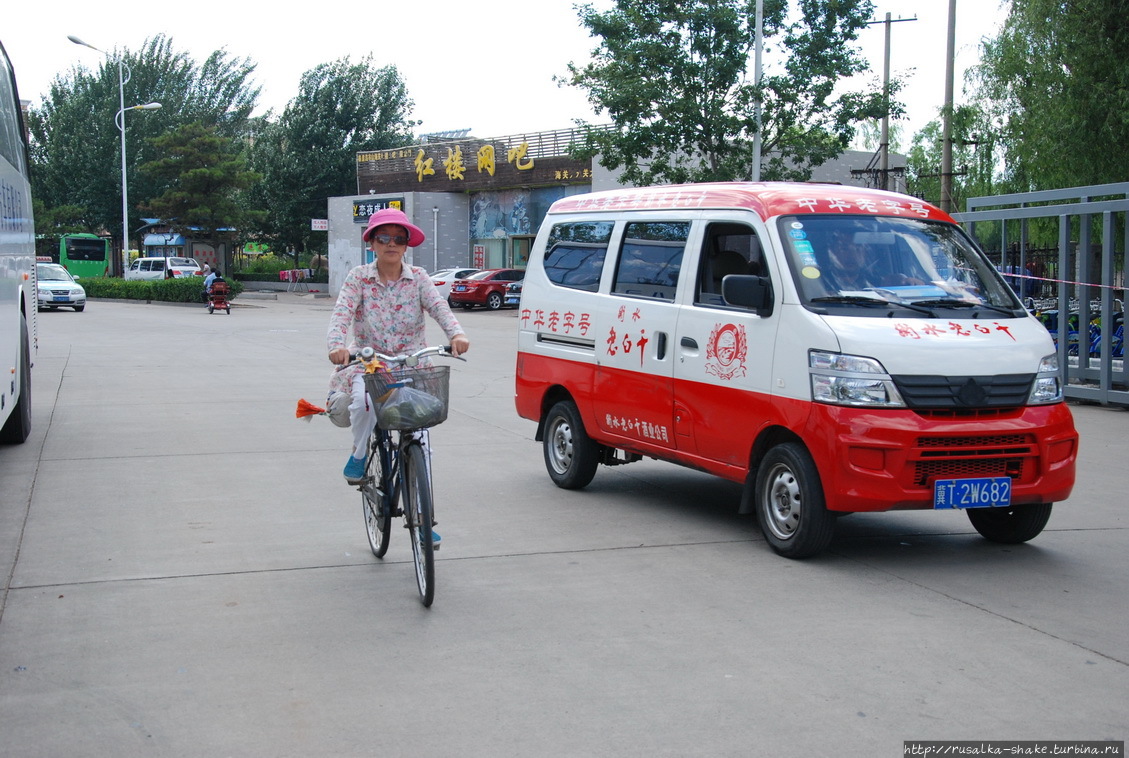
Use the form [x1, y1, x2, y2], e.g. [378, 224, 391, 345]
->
[804, 402, 1078, 512]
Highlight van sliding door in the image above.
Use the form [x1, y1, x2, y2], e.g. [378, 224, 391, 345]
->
[591, 220, 687, 453]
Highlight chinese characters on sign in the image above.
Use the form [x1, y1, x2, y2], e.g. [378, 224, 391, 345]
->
[604, 414, 671, 443]
[402, 141, 534, 184]
[357, 134, 593, 193]
[518, 307, 593, 337]
[605, 304, 649, 367]
[352, 198, 404, 223]
[894, 321, 1016, 341]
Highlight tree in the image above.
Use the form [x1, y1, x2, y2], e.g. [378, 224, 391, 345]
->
[563, 0, 894, 185]
[905, 104, 999, 209]
[27, 35, 260, 249]
[248, 57, 417, 258]
[139, 123, 264, 254]
[971, 0, 1129, 191]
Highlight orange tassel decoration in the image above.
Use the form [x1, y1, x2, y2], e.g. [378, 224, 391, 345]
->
[295, 398, 327, 421]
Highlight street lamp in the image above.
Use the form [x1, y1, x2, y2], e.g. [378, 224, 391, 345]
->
[68, 35, 162, 277]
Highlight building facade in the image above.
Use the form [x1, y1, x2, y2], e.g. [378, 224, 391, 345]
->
[326, 126, 904, 294]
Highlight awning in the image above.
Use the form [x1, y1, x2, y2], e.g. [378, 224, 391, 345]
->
[144, 234, 185, 246]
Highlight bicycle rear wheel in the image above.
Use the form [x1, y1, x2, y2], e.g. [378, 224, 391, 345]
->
[401, 441, 435, 607]
[361, 434, 393, 558]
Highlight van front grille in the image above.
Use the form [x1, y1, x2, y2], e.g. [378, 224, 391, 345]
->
[893, 374, 1034, 409]
[909, 433, 1037, 487]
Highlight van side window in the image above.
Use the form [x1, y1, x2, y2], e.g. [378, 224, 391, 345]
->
[612, 222, 688, 301]
[544, 221, 613, 292]
[694, 224, 764, 307]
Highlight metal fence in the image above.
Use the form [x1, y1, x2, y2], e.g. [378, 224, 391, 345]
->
[953, 183, 1129, 407]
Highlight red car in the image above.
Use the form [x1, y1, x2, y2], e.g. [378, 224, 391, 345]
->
[448, 268, 524, 310]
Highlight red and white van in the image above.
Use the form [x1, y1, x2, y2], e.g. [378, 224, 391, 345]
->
[514, 182, 1077, 558]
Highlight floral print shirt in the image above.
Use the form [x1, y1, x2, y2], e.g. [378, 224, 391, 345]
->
[327, 262, 464, 394]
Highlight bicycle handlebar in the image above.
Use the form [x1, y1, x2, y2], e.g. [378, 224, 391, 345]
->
[341, 344, 466, 371]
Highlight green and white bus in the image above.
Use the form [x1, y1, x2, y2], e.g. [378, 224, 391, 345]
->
[59, 233, 111, 278]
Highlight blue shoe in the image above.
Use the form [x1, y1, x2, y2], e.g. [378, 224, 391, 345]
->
[343, 455, 366, 484]
[430, 529, 441, 551]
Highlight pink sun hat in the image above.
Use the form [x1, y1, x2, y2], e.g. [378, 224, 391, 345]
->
[362, 207, 426, 247]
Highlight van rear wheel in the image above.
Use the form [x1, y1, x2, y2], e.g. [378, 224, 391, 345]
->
[755, 443, 835, 558]
[543, 400, 599, 489]
[967, 503, 1052, 544]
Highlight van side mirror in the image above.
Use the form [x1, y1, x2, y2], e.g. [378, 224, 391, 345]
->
[721, 275, 774, 317]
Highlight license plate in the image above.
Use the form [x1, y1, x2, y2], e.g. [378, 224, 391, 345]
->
[454, 285, 466, 291]
[933, 477, 1012, 509]
[53, 295, 69, 302]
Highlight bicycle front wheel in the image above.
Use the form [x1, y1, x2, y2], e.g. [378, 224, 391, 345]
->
[401, 441, 435, 607]
[361, 435, 393, 558]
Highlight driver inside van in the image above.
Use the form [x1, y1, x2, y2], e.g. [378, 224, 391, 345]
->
[825, 230, 924, 292]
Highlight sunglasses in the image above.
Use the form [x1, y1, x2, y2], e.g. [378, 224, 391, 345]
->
[370, 232, 410, 246]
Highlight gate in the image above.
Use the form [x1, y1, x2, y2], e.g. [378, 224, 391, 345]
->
[953, 183, 1129, 407]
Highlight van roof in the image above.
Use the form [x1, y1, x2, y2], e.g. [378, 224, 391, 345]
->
[546, 181, 953, 223]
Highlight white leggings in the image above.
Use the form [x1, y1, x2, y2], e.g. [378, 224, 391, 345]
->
[349, 372, 432, 480]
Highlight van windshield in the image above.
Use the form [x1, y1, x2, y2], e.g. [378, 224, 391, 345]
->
[778, 215, 1023, 315]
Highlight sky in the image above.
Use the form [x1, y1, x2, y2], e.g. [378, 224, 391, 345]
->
[5, 0, 1008, 143]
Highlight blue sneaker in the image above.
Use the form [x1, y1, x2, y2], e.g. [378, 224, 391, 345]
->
[430, 529, 441, 551]
[343, 455, 366, 484]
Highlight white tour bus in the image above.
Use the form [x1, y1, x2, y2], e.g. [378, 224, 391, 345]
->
[0, 40, 36, 444]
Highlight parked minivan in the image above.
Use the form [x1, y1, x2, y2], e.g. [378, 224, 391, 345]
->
[514, 182, 1078, 558]
[125, 257, 202, 281]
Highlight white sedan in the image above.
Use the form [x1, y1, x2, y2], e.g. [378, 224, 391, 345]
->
[37, 263, 87, 312]
[429, 267, 480, 303]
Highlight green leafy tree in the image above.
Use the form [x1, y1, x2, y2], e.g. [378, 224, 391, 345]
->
[27, 35, 260, 248]
[248, 56, 417, 259]
[139, 122, 264, 255]
[971, 0, 1129, 191]
[564, 0, 895, 185]
[905, 104, 999, 209]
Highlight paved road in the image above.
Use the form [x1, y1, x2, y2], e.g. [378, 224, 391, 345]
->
[1, 294, 1126, 757]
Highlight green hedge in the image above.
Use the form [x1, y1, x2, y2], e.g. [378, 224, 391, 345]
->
[80, 277, 244, 303]
[234, 271, 328, 283]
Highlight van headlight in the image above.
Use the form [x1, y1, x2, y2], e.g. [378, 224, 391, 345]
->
[809, 350, 906, 407]
[1028, 353, 1064, 404]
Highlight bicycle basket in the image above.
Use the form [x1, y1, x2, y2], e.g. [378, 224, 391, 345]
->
[363, 364, 450, 430]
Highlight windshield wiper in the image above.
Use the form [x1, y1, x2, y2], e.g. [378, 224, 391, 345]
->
[911, 299, 1018, 316]
[809, 295, 936, 316]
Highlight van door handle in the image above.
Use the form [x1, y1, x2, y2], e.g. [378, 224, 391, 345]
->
[681, 337, 698, 349]
[657, 332, 667, 360]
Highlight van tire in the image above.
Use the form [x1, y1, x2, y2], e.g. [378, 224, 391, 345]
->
[543, 400, 599, 489]
[0, 313, 32, 444]
[755, 443, 835, 558]
[967, 502, 1052, 544]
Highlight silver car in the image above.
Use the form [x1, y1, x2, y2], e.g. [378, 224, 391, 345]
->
[36, 263, 87, 312]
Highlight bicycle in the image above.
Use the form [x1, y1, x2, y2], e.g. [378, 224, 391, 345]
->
[345, 344, 463, 607]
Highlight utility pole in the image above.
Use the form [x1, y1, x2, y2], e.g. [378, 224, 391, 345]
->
[750, 0, 764, 181]
[865, 13, 916, 191]
[941, 0, 957, 212]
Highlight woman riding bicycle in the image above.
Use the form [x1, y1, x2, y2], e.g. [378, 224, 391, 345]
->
[327, 208, 470, 546]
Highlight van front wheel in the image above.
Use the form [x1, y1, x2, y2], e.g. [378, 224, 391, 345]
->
[543, 400, 599, 490]
[755, 443, 835, 558]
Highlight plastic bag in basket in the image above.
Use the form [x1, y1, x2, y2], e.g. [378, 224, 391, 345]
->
[377, 386, 444, 429]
